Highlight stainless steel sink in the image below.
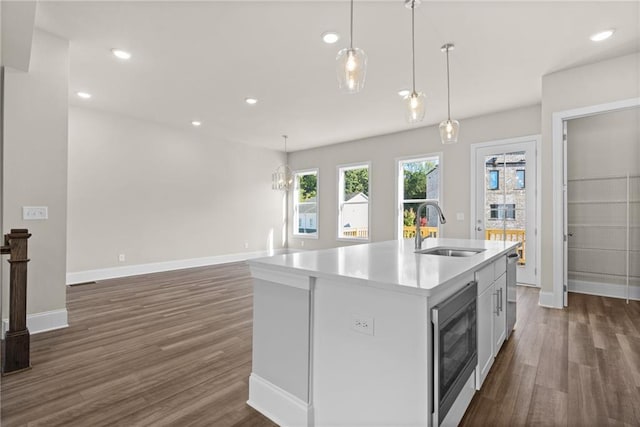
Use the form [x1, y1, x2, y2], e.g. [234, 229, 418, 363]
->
[415, 247, 485, 257]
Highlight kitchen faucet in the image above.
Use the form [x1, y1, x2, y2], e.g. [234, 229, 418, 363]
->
[415, 202, 447, 249]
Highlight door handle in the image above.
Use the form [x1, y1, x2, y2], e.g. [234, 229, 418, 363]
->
[477, 227, 483, 232]
[494, 292, 500, 316]
[499, 288, 503, 313]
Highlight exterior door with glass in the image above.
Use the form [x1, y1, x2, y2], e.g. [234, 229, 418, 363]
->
[473, 139, 538, 285]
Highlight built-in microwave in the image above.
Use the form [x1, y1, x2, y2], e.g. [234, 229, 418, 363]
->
[432, 281, 477, 426]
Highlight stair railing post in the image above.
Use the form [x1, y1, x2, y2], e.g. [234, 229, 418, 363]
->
[2, 228, 32, 374]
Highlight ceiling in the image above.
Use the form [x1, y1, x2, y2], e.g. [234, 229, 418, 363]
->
[35, 1, 639, 151]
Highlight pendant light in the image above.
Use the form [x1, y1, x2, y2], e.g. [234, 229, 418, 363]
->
[404, 0, 425, 124]
[336, 0, 367, 93]
[439, 43, 460, 144]
[272, 135, 293, 191]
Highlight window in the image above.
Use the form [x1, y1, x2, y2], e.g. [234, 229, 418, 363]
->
[397, 155, 441, 239]
[515, 169, 525, 189]
[488, 170, 499, 190]
[338, 164, 369, 240]
[489, 203, 516, 220]
[293, 170, 318, 237]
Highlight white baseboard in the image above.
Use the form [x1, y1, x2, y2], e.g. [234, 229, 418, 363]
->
[66, 249, 291, 285]
[2, 308, 68, 338]
[538, 290, 560, 308]
[247, 373, 311, 427]
[569, 279, 640, 301]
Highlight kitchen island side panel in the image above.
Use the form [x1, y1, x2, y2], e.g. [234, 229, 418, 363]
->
[252, 278, 310, 402]
[312, 277, 430, 427]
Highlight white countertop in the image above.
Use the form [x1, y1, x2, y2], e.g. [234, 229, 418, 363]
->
[250, 238, 519, 296]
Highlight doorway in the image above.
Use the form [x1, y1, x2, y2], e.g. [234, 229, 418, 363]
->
[552, 97, 640, 307]
[471, 136, 540, 286]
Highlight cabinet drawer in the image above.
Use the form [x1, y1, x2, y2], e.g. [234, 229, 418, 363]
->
[475, 263, 494, 295]
[494, 255, 507, 280]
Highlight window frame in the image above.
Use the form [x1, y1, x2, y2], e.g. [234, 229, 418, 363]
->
[396, 153, 443, 240]
[337, 162, 371, 242]
[292, 168, 319, 239]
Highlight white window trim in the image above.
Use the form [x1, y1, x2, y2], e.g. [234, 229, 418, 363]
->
[292, 168, 319, 239]
[337, 161, 371, 242]
[395, 153, 443, 240]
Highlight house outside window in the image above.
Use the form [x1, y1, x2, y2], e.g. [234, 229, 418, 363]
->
[515, 169, 525, 189]
[490, 203, 516, 220]
[488, 170, 499, 190]
[293, 169, 318, 237]
[338, 163, 369, 240]
[397, 155, 441, 239]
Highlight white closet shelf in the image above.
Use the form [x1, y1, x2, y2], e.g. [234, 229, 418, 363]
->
[569, 269, 640, 279]
[568, 174, 640, 182]
[567, 200, 640, 204]
[568, 247, 639, 252]
[568, 223, 640, 228]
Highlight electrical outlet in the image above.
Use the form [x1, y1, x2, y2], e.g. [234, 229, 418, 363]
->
[22, 206, 48, 220]
[301, 240, 305, 247]
[118, 254, 125, 262]
[456, 212, 465, 221]
[352, 314, 374, 336]
[244, 242, 249, 249]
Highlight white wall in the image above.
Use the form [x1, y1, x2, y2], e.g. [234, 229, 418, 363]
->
[67, 107, 286, 277]
[288, 104, 541, 250]
[2, 30, 68, 325]
[540, 52, 640, 299]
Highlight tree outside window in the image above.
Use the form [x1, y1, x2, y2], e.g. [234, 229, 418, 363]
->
[293, 170, 318, 237]
[398, 156, 440, 238]
[338, 164, 369, 240]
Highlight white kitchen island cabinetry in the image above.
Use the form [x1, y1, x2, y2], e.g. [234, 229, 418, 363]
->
[248, 238, 518, 427]
[475, 255, 508, 389]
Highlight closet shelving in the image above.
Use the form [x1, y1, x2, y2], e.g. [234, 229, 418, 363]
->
[567, 173, 639, 303]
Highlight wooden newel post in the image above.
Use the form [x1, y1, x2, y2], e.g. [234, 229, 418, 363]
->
[2, 228, 32, 375]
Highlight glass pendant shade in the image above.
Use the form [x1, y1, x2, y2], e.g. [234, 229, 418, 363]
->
[405, 91, 426, 124]
[336, 47, 367, 94]
[439, 118, 460, 144]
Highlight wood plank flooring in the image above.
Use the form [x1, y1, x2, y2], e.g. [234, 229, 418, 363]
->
[1, 262, 639, 426]
[461, 287, 640, 427]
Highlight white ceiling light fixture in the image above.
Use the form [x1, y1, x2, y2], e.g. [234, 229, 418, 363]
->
[245, 97, 258, 105]
[76, 91, 92, 99]
[439, 43, 460, 144]
[111, 48, 132, 60]
[272, 135, 293, 192]
[191, 120, 202, 127]
[322, 32, 340, 44]
[590, 29, 615, 42]
[404, 0, 425, 124]
[336, 0, 367, 94]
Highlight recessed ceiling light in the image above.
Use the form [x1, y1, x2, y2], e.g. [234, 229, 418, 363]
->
[322, 32, 340, 44]
[245, 97, 258, 105]
[590, 29, 615, 42]
[76, 92, 92, 99]
[398, 89, 411, 97]
[112, 49, 132, 60]
[191, 120, 202, 127]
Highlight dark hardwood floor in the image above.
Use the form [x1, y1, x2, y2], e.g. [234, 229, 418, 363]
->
[461, 286, 640, 427]
[1, 262, 639, 426]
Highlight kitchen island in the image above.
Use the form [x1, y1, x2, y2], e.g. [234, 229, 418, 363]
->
[247, 238, 519, 427]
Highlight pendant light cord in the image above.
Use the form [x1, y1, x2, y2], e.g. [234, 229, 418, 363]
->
[411, 3, 416, 93]
[350, 0, 354, 49]
[283, 135, 288, 154]
[446, 46, 451, 120]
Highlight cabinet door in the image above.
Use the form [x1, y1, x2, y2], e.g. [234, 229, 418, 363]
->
[476, 283, 494, 389]
[493, 274, 507, 355]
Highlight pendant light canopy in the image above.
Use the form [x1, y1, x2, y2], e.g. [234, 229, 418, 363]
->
[272, 135, 293, 191]
[336, 0, 367, 93]
[404, 0, 425, 124]
[439, 43, 460, 144]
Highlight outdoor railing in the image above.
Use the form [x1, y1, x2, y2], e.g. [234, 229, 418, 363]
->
[402, 226, 439, 239]
[342, 228, 369, 238]
[485, 228, 526, 264]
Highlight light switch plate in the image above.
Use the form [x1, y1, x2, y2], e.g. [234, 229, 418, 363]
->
[23, 206, 48, 220]
[456, 212, 465, 221]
